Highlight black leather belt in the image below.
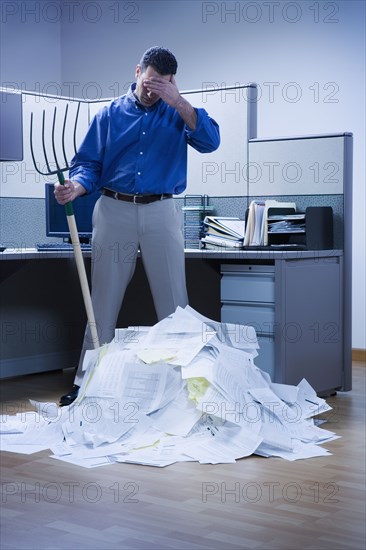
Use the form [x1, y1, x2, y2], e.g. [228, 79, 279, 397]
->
[102, 188, 172, 204]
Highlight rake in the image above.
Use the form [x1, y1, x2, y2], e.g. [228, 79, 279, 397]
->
[30, 102, 100, 349]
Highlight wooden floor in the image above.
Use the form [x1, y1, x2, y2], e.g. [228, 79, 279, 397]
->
[1, 364, 365, 550]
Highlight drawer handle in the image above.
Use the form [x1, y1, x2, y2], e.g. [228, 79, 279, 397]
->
[221, 272, 274, 278]
[221, 300, 275, 307]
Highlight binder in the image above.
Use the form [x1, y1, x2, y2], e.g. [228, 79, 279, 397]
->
[201, 216, 245, 248]
[203, 216, 245, 240]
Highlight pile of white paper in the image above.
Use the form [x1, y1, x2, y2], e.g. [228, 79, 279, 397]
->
[0, 306, 339, 468]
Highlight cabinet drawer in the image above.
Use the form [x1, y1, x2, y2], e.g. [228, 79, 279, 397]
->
[221, 303, 275, 335]
[221, 271, 275, 303]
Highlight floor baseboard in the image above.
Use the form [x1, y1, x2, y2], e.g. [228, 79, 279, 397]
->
[352, 348, 366, 363]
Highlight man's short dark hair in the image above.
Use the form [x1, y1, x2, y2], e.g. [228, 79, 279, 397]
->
[140, 47, 178, 75]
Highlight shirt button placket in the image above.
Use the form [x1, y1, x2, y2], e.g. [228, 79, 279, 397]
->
[136, 113, 148, 183]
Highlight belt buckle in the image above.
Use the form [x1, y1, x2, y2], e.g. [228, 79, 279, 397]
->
[133, 195, 139, 204]
[113, 191, 119, 200]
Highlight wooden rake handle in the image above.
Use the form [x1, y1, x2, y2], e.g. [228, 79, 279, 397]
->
[58, 171, 100, 349]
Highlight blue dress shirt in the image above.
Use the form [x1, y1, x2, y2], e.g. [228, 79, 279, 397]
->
[69, 84, 220, 195]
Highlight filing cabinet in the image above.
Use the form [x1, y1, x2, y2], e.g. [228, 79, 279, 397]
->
[221, 264, 276, 379]
[220, 257, 345, 394]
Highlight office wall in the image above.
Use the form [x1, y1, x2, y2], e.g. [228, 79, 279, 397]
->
[0, 0, 62, 92]
[1, 0, 365, 348]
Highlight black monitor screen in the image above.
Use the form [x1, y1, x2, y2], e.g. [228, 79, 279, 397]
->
[45, 183, 101, 240]
[0, 91, 23, 161]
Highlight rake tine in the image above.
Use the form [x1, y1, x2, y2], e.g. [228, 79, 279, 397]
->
[73, 102, 81, 157]
[42, 110, 53, 174]
[61, 103, 69, 169]
[30, 111, 56, 176]
[29, 112, 40, 175]
[51, 106, 61, 172]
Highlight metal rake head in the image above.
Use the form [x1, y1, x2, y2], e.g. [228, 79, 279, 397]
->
[30, 101, 81, 176]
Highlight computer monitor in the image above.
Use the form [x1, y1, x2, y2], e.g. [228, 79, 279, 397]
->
[45, 183, 101, 242]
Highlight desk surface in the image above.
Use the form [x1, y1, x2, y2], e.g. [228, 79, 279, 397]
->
[0, 247, 343, 261]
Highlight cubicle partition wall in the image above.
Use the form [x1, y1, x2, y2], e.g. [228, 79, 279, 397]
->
[248, 134, 352, 249]
[0, 92, 89, 199]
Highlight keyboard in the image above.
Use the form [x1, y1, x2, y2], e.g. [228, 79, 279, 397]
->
[36, 242, 92, 252]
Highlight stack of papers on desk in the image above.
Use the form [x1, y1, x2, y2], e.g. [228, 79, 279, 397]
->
[201, 216, 245, 248]
[244, 200, 297, 246]
[0, 306, 339, 468]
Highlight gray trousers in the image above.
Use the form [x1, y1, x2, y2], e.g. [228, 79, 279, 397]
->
[75, 194, 188, 383]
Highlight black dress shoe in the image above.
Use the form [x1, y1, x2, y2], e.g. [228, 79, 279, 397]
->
[59, 385, 80, 406]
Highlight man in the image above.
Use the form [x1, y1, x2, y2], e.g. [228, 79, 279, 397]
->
[55, 47, 220, 405]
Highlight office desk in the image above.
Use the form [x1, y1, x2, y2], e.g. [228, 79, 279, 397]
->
[0, 247, 350, 393]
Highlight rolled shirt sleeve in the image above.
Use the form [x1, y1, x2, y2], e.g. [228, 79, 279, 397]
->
[186, 108, 220, 153]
